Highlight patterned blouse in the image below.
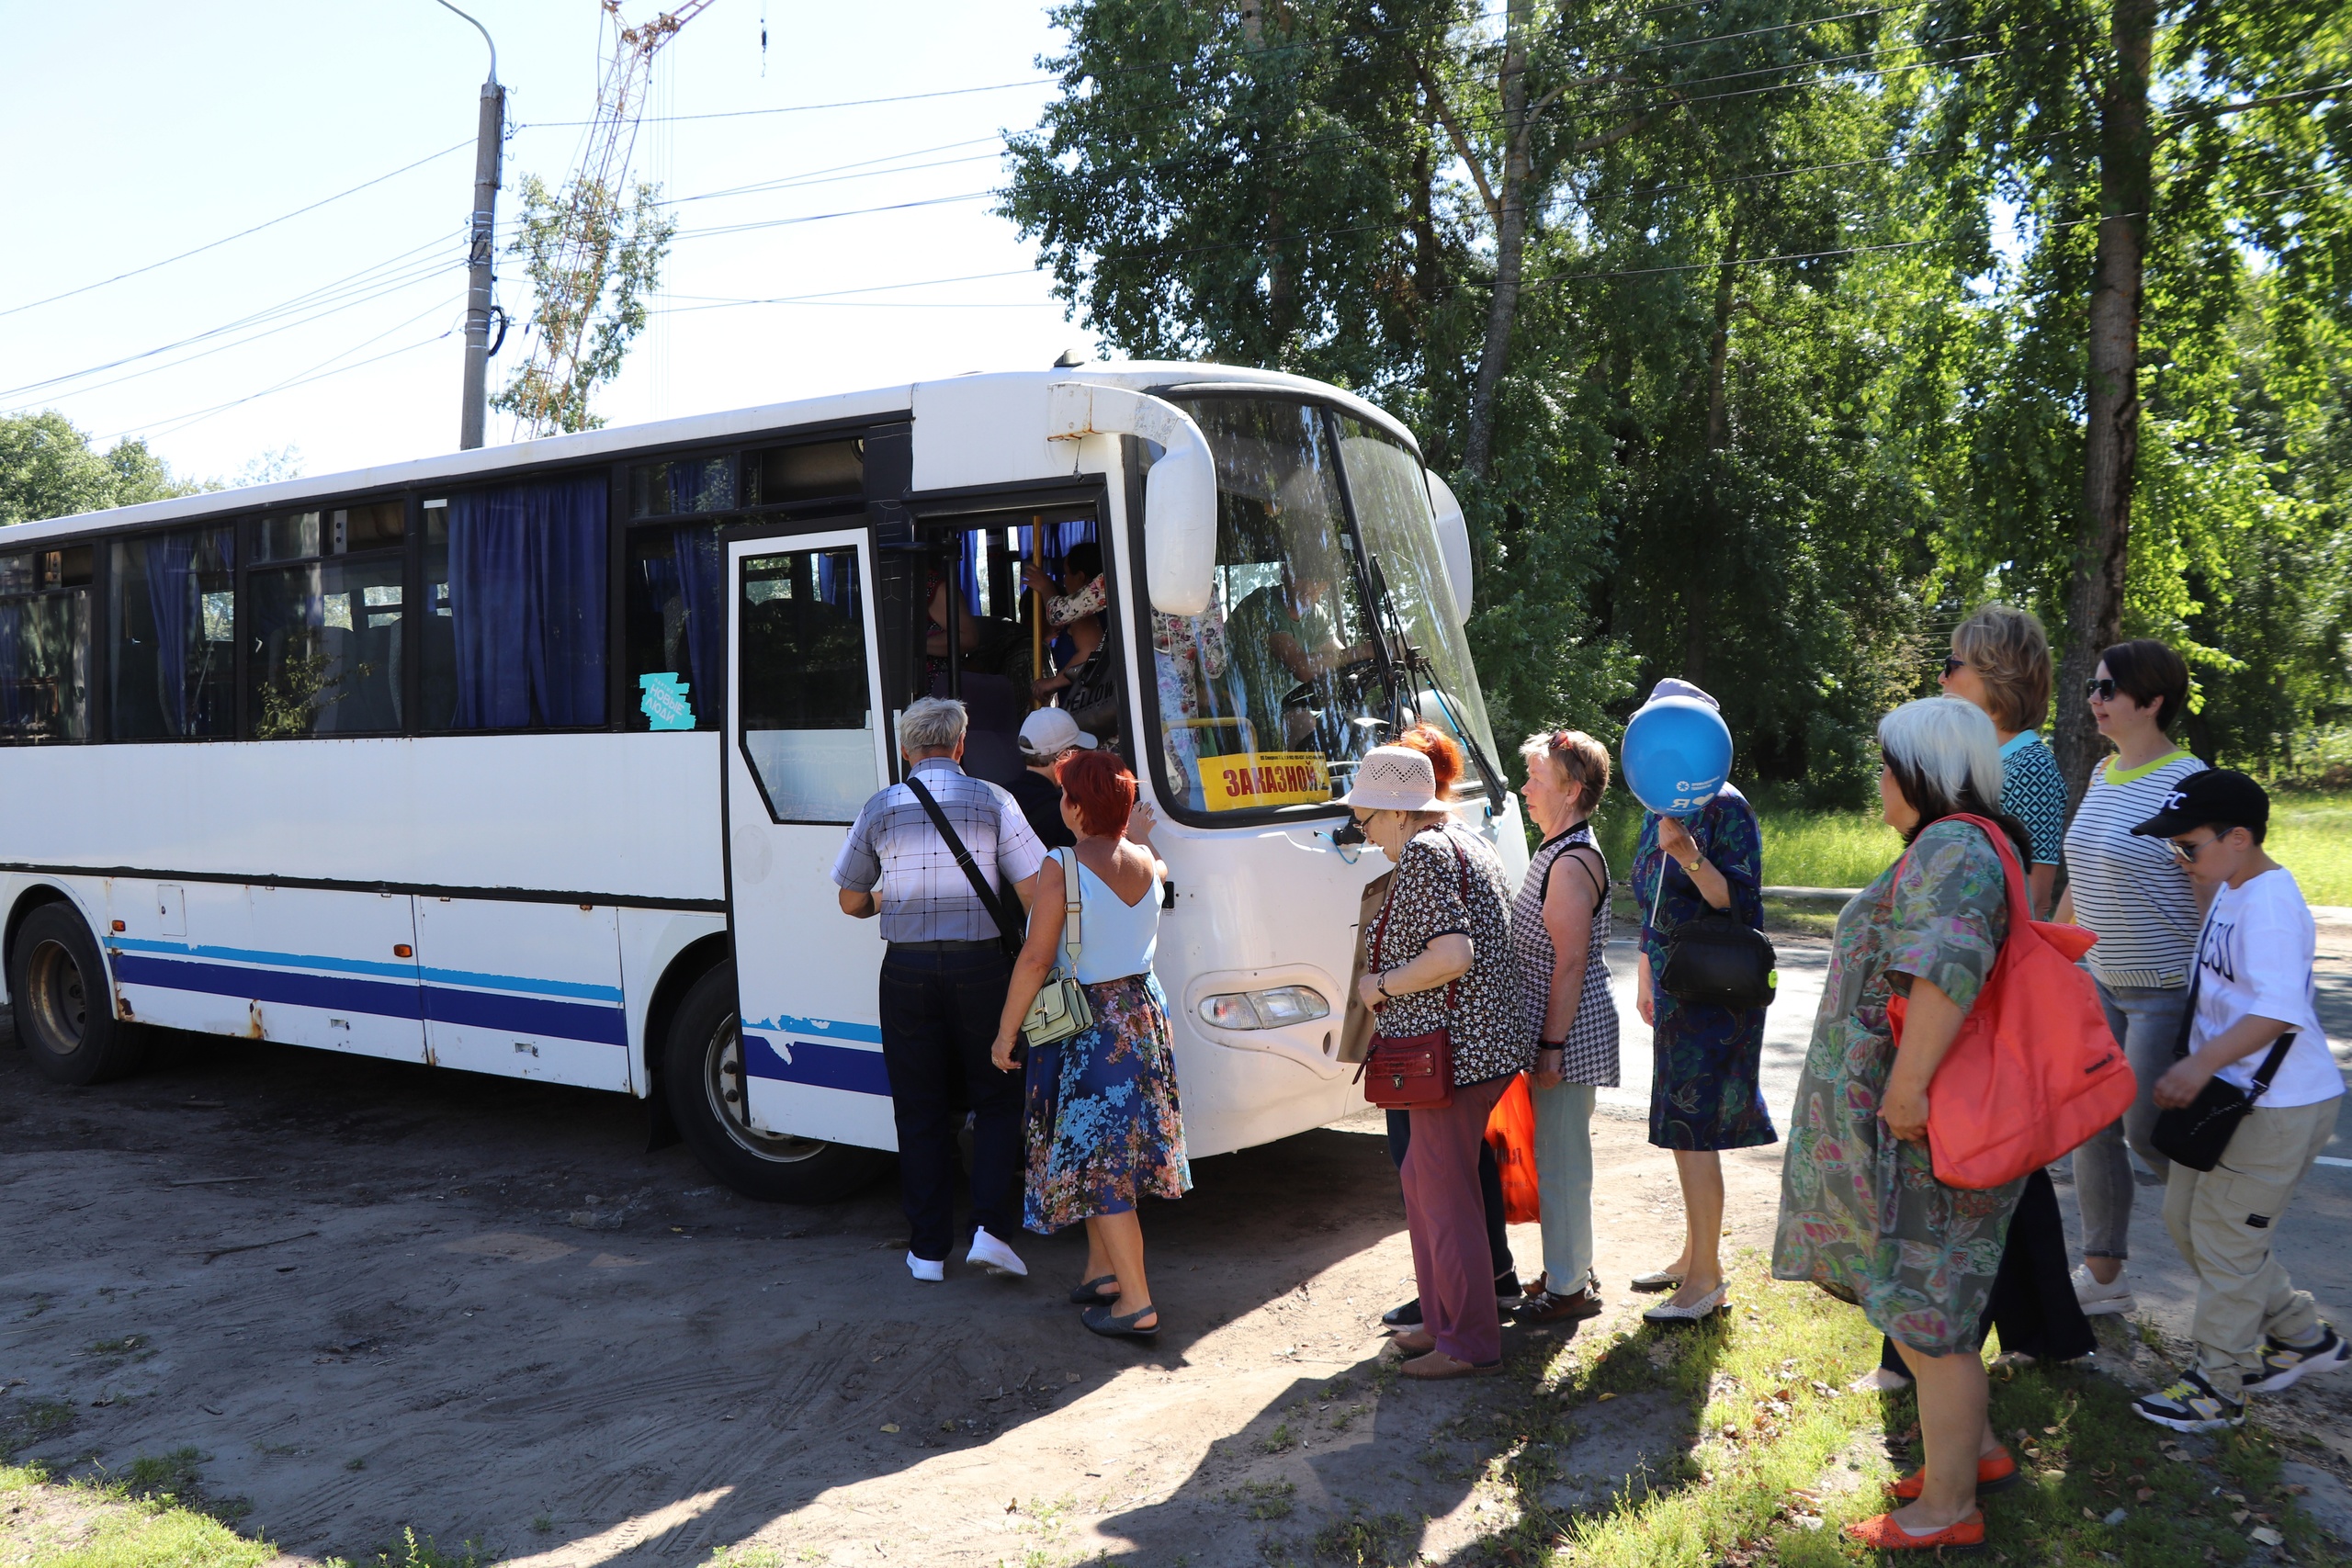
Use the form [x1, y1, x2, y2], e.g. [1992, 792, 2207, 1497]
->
[1511, 824, 1619, 1087]
[1365, 823, 1535, 1087]
[1770, 818, 2021, 1356]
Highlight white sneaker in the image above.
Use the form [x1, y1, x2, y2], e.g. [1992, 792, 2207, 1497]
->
[906, 1252, 944, 1283]
[2073, 1263, 2136, 1316]
[966, 1227, 1028, 1279]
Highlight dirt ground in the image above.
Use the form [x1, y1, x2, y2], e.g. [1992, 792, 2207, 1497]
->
[4, 930, 2350, 1566]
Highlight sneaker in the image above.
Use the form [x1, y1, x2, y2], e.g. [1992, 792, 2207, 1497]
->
[1383, 1267, 1518, 1327]
[2132, 1368, 2245, 1432]
[966, 1227, 1028, 1279]
[1494, 1269, 1524, 1305]
[907, 1252, 944, 1283]
[2245, 1324, 2350, 1394]
[2073, 1263, 2137, 1316]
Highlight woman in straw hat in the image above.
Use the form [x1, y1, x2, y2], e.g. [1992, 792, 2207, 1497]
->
[1346, 745, 1536, 1378]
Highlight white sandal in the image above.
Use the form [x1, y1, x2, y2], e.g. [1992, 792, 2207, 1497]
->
[1643, 1283, 1728, 1324]
[1629, 1269, 1685, 1293]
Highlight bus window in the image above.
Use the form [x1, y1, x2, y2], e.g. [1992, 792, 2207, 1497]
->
[745, 439, 862, 506]
[419, 476, 609, 731]
[0, 546, 90, 743]
[623, 521, 724, 731]
[247, 558, 404, 738]
[109, 526, 235, 740]
[738, 546, 875, 822]
[628, 456, 735, 519]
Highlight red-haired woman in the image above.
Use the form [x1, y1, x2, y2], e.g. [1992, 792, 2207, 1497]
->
[992, 749, 1192, 1340]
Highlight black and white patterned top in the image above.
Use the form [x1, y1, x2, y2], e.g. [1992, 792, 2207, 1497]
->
[1511, 824, 1621, 1087]
[1365, 823, 1536, 1088]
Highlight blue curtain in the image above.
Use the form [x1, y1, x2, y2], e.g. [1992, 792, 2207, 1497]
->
[146, 532, 198, 735]
[673, 523, 723, 704]
[447, 476, 608, 728]
[0, 600, 22, 732]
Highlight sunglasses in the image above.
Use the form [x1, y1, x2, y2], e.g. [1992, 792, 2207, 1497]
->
[2168, 830, 2235, 865]
[2084, 677, 2119, 701]
[1941, 657, 1968, 678]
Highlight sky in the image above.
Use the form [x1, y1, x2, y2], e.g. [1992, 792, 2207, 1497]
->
[0, 0, 1090, 487]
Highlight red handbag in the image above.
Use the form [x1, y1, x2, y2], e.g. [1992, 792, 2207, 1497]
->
[1885, 814, 2135, 1190]
[1354, 840, 1472, 1111]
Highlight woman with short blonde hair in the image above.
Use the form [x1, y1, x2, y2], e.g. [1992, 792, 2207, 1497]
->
[1940, 604, 2064, 918]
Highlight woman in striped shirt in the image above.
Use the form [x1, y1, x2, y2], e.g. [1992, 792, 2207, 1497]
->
[2060, 637, 2209, 1318]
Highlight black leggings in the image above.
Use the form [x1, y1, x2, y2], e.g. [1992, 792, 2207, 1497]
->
[1387, 1109, 1515, 1280]
[1880, 1167, 2095, 1371]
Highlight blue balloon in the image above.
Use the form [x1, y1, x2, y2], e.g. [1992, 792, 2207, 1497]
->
[1621, 697, 1733, 818]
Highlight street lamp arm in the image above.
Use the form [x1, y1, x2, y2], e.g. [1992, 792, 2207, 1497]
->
[431, 0, 499, 85]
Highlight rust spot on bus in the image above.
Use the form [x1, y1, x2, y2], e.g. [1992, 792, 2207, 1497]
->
[115, 993, 136, 1022]
[245, 1001, 266, 1040]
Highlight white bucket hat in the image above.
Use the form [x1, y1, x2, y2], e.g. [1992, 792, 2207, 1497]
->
[1019, 706, 1097, 760]
[1337, 745, 1447, 813]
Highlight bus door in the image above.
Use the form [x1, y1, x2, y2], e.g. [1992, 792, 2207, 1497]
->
[723, 528, 898, 1151]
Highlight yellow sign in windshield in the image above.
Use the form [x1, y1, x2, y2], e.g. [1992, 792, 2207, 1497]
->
[1197, 751, 1332, 812]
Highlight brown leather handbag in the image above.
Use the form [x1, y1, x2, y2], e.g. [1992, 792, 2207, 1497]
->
[1353, 840, 1471, 1111]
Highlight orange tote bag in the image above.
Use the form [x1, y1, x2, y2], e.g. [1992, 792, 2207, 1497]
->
[1887, 814, 2135, 1190]
[1484, 1073, 1543, 1224]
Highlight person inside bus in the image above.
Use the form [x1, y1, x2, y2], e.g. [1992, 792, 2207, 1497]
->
[1227, 556, 1377, 751]
[834, 695, 1047, 1285]
[991, 749, 1191, 1341]
[1026, 544, 1121, 745]
[923, 565, 983, 687]
[1011, 706, 1093, 851]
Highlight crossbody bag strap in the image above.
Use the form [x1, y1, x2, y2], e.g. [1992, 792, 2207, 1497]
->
[2247, 1032, 2299, 1098]
[1057, 846, 1083, 971]
[1368, 831, 1474, 1011]
[905, 774, 1017, 943]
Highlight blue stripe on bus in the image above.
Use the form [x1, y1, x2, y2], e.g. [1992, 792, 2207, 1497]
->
[745, 1013, 885, 1044]
[108, 937, 624, 1003]
[741, 1031, 890, 1098]
[111, 953, 625, 1046]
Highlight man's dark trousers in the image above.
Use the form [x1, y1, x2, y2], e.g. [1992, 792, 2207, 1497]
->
[878, 942, 1023, 1261]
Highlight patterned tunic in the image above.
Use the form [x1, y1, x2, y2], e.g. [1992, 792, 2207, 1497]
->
[1770, 818, 2023, 1356]
[1632, 785, 1775, 1150]
[1022, 973, 1193, 1234]
[1997, 732, 2066, 867]
[1510, 824, 1620, 1086]
[1365, 823, 1535, 1087]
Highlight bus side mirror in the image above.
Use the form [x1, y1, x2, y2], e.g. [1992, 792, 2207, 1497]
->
[1425, 470, 1472, 625]
[1047, 382, 1217, 617]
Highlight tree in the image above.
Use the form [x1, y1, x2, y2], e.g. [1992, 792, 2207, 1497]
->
[492, 174, 675, 436]
[0, 412, 200, 525]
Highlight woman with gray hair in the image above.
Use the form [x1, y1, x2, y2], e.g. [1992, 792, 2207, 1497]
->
[1772, 697, 2032, 1552]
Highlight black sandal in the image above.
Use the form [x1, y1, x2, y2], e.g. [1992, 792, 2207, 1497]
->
[1082, 1303, 1159, 1339]
[1069, 1275, 1119, 1308]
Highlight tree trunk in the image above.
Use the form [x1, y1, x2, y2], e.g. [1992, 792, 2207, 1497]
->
[1462, 0, 1530, 481]
[1704, 232, 1737, 453]
[2054, 0, 2155, 805]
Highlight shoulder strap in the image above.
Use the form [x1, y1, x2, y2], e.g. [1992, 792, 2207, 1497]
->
[2249, 1032, 2300, 1096]
[1057, 846, 1083, 964]
[905, 773, 1019, 943]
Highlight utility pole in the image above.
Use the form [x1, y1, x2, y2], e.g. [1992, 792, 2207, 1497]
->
[436, 0, 504, 450]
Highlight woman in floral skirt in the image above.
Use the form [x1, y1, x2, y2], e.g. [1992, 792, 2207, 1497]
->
[991, 748, 1190, 1340]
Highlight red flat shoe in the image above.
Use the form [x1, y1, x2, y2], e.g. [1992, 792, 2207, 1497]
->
[1844, 1511, 1984, 1551]
[1885, 1447, 2018, 1500]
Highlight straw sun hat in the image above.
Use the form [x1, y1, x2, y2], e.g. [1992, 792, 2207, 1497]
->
[1338, 746, 1449, 814]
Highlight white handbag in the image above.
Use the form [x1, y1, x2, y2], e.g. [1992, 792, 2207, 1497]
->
[1020, 848, 1094, 1047]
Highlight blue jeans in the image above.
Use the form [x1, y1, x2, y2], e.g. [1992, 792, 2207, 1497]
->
[878, 944, 1023, 1262]
[2070, 979, 2190, 1261]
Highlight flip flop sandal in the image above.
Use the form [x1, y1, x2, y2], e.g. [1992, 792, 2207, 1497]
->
[1069, 1276, 1120, 1308]
[1082, 1303, 1160, 1340]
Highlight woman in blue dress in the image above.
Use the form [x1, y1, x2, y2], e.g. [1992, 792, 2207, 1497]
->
[991, 748, 1191, 1341]
[1625, 679, 1775, 1324]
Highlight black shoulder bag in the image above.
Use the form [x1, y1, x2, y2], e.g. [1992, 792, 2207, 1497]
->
[2150, 961, 2298, 1173]
[1651, 840, 1777, 1011]
[904, 774, 1025, 959]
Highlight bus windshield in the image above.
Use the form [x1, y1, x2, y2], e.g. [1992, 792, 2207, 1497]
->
[1149, 395, 1502, 818]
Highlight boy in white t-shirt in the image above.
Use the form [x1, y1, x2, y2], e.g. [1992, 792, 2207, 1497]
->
[2125, 770, 2347, 1432]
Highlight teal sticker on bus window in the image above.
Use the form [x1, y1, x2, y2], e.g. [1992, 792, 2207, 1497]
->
[639, 672, 695, 730]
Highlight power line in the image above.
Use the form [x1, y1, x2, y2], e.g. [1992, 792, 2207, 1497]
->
[0, 140, 470, 322]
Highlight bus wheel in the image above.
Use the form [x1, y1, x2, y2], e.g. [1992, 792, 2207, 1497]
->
[663, 963, 890, 1204]
[9, 902, 146, 1086]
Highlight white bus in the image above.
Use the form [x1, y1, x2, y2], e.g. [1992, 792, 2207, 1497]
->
[0, 362, 1525, 1201]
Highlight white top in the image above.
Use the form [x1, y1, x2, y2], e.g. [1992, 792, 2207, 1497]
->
[2192, 868, 2343, 1109]
[2063, 749, 2209, 987]
[1064, 852, 1161, 986]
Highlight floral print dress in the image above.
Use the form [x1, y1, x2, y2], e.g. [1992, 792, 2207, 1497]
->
[1632, 784, 1775, 1150]
[1770, 818, 2023, 1356]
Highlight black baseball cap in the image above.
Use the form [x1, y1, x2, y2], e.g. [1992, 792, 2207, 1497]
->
[2130, 768, 2269, 840]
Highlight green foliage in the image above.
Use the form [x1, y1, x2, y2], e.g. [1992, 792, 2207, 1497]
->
[0, 412, 203, 526]
[493, 173, 675, 436]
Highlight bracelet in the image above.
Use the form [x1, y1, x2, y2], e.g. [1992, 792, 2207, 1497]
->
[1375, 971, 1395, 999]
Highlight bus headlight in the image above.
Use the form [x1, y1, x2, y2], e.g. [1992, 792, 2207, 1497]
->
[1197, 986, 1331, 1031]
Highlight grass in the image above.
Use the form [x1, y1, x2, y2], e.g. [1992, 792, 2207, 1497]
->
[0, 1457, 271, 1568]
[2272, 786, 2352, 905]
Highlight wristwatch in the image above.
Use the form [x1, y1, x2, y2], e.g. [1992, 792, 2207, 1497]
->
[1375, 971, 1395, 1000]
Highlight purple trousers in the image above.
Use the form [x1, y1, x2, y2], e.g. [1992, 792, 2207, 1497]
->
[1399, 1074, 1510, 1366]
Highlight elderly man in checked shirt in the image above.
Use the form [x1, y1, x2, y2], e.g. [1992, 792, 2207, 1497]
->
[836, 695, 1047, 1283]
